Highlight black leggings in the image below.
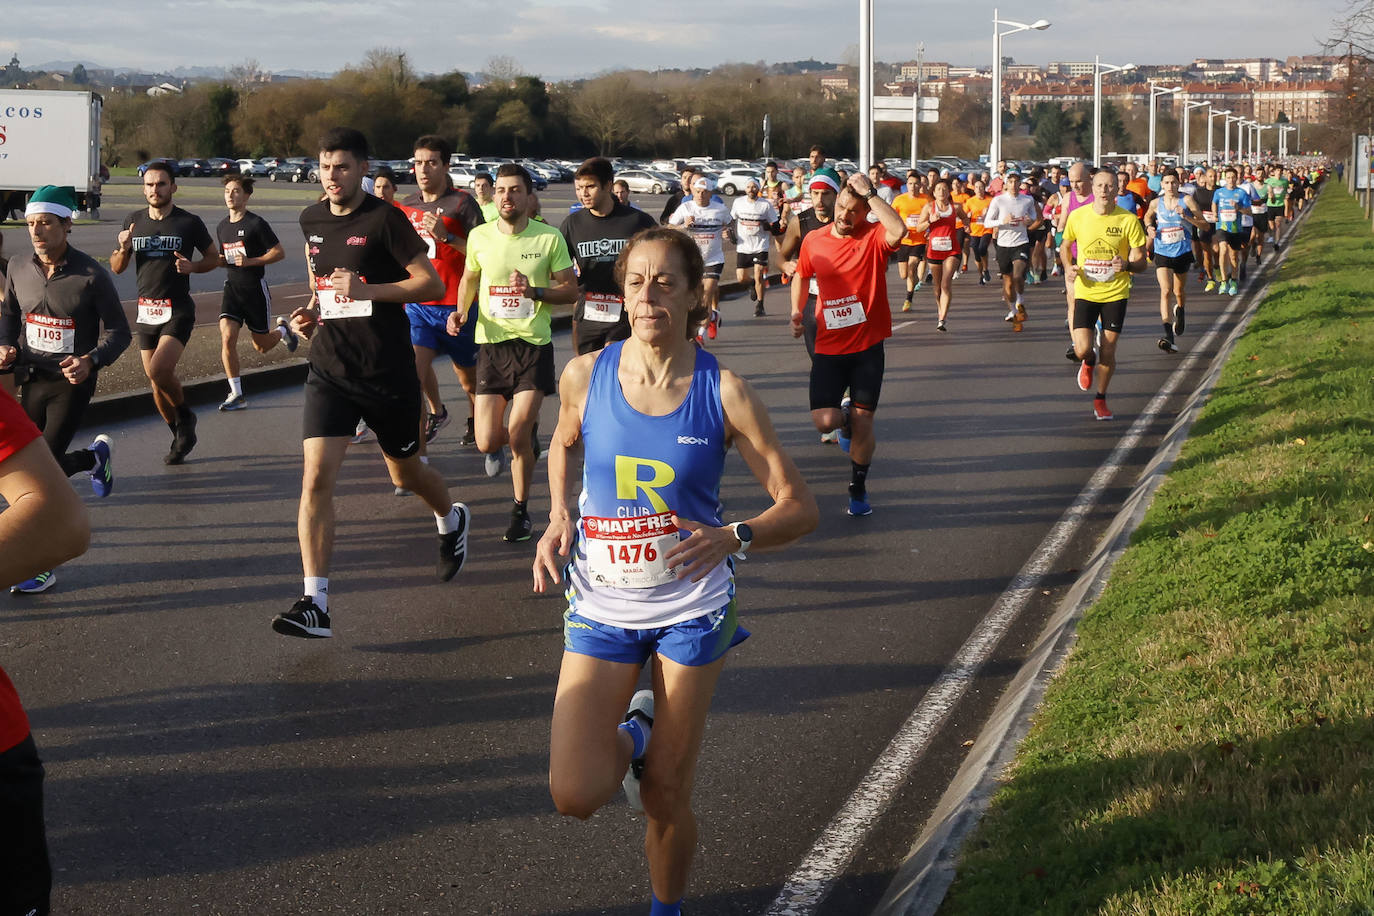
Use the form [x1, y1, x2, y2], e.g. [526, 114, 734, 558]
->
[20, 372, 98, 477]
[0, 734, 51, 916]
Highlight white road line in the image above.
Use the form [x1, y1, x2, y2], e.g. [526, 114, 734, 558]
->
[892, 321, 915, 331]
[765, 287, 1255, 915]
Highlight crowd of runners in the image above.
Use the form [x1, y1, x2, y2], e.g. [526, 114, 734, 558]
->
[0, 126, 1329, 915]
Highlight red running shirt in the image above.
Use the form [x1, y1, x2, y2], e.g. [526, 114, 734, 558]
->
[796, 220, 896, 356]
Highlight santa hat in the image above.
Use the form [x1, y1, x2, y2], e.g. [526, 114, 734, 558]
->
[25, 185, 78, 219]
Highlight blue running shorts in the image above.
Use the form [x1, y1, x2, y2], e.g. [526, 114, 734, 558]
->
[563, 601, 749, 667]
[406, 302, 477, 368]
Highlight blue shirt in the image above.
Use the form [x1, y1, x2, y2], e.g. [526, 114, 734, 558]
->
[1212, 187, 1252, 232]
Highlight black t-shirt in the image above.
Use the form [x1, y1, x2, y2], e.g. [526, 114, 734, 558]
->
[299, 194, 428, 380]
[216, 211, 280, 286]
[121, 206, 213, 311]
[560, 202, 656, 315]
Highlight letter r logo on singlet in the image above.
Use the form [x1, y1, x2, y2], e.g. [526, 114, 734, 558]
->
[615, 455, 675, 513]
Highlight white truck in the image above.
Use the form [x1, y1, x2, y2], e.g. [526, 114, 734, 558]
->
[0, 89, 104, 219]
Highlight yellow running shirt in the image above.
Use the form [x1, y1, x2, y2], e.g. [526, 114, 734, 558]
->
[466, 219, 573, 345]
[1061, 205, 1148, 303]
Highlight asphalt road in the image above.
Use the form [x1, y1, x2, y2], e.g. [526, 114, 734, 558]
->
[1, 246, 1271, 914]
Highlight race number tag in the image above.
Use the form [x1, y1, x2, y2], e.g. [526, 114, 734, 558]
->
[584, 512, 679, 589]
[582, 292, 623, 323]
[488, 285, 536, 320]
[1241, 214, 1254, 228]
[808, 277, 819, 296]
[905, 215, 921, 228]
[1082, 258, 1117, 283]
[822, 295, 866, 330]
[1159, 226, 1185, 245]
[24, 313, 75, 354]
[1251, 204, 1267, 215]
[930, 235, 954, 252]
[222, 241, 246, 266]
[315, 276, 373, 319]
[1219, 206, 1237, 223]
[136, 297, 173, 326]
[1203, 212, 1217, 223]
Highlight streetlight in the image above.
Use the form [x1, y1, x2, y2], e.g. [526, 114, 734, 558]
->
[991, 9, 1050, 165]
[1180, 100, 1208, 167]
[1208, 108, 1231, 164]
[1093, 55, 1134, 166]
[1239, 119, 1254, 161]
[1148, 83, 1182, 165]
[1255, 123, 1273, 159]
[1225, 113, 1245, 163]
[1279, 124, 1297, 158]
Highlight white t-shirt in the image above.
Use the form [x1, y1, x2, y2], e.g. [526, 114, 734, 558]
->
[669, 199, 731, 266]
[730, 197, 779, 254]
[982, 193, 1039, 247]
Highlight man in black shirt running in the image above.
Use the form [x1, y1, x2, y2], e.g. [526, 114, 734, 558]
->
[110, 161, 217, 464]
[273, 127, 470, 640]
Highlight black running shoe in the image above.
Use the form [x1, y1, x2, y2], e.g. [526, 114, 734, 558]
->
[504, 503, 533, 542]
[173, 409, 198, 462]
[424, 406, 450, 443]
[272, 597, 332, 638]
[1065, 344, 1079, 362]
[459, 417, 476, 448]
[437, 503, 471, 582]
[1158, 336, 1178, 353]
[1173, 304, 1185, 336]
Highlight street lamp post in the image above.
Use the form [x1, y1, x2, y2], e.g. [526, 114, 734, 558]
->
[1208, 108, 1231, 164]
[1225, 113, 1245, 163]
[1148, 83, 1182, 165]
[990, 9, 1050, 165]
[1256, 124, 1273, 159]
[1093, 55, 1135, 166]
[859, 0, 873, 170]
[1181, 100, 1208, 166]
[1279, 124, 1297, 158]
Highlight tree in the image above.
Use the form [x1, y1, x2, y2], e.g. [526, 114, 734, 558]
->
[1030, 103, 1072, 159]
[490, 99, 537, 156]
[1275, 111, 1290, 123]
[202, 84, 238, 155]
[70, 64, 88, 85]
[227, 59, 264, 91]
[484, 56, 523, 86]
[569, 74, 655, 155]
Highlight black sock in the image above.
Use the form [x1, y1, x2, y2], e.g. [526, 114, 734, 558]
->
[849, 461, 870, 499]
[513, 499, 527, 513]
[61, 449, 96, 476]
[1095, 392, 1106, 400]
[1083, 351, 1097, 366]
[176, 404, 194, 423]
[1162, 321, 1174, 337]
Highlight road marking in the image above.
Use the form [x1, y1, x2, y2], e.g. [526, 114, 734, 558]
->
[892, 321, 915, 331]
[765, 286, 1256, 915]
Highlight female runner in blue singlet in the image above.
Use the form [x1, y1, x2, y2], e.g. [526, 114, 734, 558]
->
[534, 227, 817, 916]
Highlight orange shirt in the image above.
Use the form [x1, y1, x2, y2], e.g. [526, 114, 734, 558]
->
[951, 192, 971, 228]
[893, 192, 931, 245]
[1126, 176, 1152, 202]
[963, 195, 992, 236]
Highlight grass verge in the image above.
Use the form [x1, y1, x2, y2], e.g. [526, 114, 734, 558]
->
[940, 186, 1374, 915]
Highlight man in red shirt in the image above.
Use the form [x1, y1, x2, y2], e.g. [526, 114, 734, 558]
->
[790, 172, 905, 517]
[0, 386, 92, 916]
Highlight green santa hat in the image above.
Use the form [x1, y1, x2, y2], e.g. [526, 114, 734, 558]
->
[25, 185, 79, 219]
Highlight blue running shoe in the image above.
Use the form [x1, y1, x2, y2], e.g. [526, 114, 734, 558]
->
[847, 496, 872, 517]
[11, 571, 55, 594]
[89, 434, 113, 498]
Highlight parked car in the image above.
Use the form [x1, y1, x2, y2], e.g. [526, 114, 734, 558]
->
[268, 158, 313, 183]
[713, 168, 765, 196]
[206, 158, 239, 177]
[448, 167, 480, 189]
[259, 156, 288, 170]
[177, 158, 212, 177]
[614, 169, 678, 195]
[237, 159, 270, 176]
[136, 158, 180, 177]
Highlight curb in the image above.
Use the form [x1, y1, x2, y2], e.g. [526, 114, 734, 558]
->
[870, 197, 1319, 916]
[82, 273, 782, 427]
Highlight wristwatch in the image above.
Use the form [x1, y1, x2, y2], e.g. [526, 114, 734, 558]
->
[863, 189, 877, 200]
[729, 522, 754, 559]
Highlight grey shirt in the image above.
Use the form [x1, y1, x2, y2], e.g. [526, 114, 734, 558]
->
[1, 246, 131, 375]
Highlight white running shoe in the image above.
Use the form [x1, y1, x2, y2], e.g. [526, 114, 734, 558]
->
[621, 689, 655, 811]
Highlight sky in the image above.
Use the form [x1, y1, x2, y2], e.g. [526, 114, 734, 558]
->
[2, 0, 1349, 81]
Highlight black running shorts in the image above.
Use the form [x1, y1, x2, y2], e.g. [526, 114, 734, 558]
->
[220, 280, 272, 334]
[735, 251, 769, 270]
[303, 367, 422, 459]
[136, 308, 195, 350]
[1152, 252, 1194, 273]
[476, 339, 556, 399]
[809, 341, 885, 411]
[1072, 298, 1128, 334]
[996, 242, 1031, 275]
[1221, 231, 1247, 250]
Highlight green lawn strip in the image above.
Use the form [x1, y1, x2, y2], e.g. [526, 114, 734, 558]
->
[941, 187, 1374, 916]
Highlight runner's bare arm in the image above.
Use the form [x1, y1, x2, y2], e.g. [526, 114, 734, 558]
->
[449, 263, 482, 335]
[533, 354, 594, 593]
[667, 369, 818, 582]
[0, 438, 90, 586]
[110, 227, 133, 274]
[848, 174, 905, 247]
[345, 251, 444, 304]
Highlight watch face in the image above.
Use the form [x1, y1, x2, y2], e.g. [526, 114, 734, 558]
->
[736, 523, 754, 544]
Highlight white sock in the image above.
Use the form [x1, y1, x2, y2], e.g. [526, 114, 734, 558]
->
[436, 505, 460, 534]
[275, 324, 288, 340]
[420, 455, 429, 465]
[228, 377, 243, 397]
[304, 577, 328, 612]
